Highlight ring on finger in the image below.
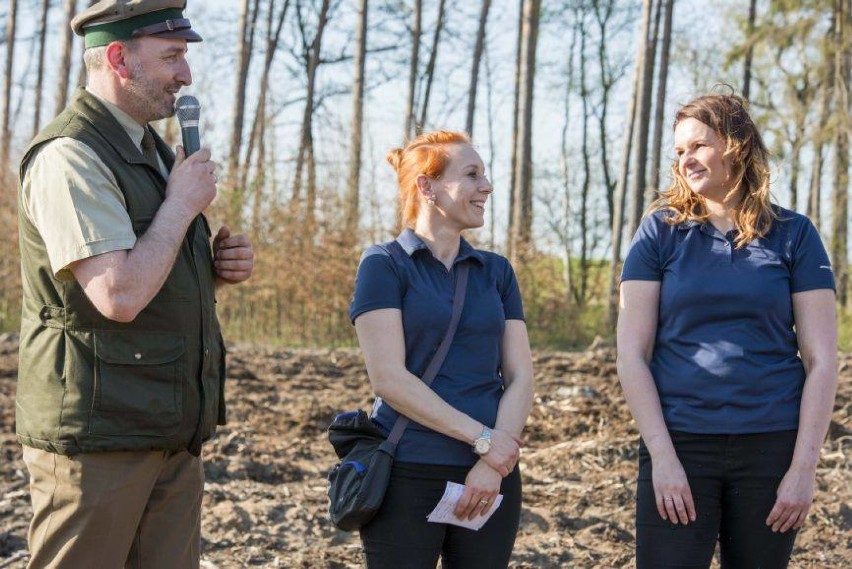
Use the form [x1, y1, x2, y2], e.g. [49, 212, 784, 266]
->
[479, 498, 489, 505]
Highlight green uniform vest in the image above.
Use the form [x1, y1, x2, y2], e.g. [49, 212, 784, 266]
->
[16, 89, 226, 456]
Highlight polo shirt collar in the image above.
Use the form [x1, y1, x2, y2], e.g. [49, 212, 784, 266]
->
[89, 92, 147, 152]
[676, 218, 718, 236]
[397, 227, 485, 265]
[676, 217, 740, 242]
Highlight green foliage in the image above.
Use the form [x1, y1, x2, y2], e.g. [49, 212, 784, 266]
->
[0, 181, 20, 333]
[214, 211, 361, 348]
[514, 252, 613, 350]
[836, 309, 852, 352]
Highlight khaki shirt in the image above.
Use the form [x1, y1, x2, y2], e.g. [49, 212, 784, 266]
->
[21, 94, 168, 281]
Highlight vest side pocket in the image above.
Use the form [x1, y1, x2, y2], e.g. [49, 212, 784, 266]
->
[15, 318, 66, 444]
[89, 331, 186, 437]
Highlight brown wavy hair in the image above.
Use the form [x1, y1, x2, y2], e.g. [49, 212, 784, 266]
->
[649, 90, 776, 248]
[386, 130, 471, 228]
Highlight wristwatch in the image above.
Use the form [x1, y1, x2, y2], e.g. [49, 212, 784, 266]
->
[472, 427, 492, 456]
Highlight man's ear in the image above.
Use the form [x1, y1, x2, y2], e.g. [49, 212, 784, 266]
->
[415, 174, 431, 197]
[104, 42, 131, 79]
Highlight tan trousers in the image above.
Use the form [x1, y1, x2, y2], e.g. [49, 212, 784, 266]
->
[23, 446, 204, 569]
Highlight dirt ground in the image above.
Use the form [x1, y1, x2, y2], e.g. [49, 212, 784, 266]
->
[1, 334, 850, 568]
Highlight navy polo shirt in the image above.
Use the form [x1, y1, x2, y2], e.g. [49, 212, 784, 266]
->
[350, 228, 525, 466]
[621, 207, 834, 434]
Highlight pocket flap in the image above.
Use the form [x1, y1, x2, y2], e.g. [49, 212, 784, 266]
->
[95, 332, 186, 365]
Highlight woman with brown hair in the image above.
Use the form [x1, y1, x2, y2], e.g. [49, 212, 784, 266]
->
[617, 92, 837, 568]
[349, 130, 534, 568]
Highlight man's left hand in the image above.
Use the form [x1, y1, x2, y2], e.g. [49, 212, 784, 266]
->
[213, 225, 254, 285]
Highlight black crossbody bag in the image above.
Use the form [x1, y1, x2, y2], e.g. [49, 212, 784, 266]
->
[327, 240, 470, 531]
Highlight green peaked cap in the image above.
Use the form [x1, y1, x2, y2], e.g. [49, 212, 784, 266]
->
[71, 1, 202, 48]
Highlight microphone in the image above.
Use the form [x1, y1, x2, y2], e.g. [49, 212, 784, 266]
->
[175, 95, 201, 156]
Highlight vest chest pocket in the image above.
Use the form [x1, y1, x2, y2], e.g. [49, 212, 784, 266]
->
[89, 332, 186, 437]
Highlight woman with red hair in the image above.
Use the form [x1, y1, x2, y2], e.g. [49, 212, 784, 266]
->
[349, 130, 534, 568]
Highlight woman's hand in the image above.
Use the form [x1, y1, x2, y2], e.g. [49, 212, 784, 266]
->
[652, 453, 696, 525]
[766, 463, 817, 533]
[478, 429, 522, 477]
[454, 460, 503, 520]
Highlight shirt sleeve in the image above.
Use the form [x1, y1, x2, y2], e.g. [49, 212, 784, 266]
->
[790, 218, 835, 293]
[349, 248, 404, 324]
[22, 138, 137, 281]
[500, 259, 525, 321]
[621, 214, 664, 282]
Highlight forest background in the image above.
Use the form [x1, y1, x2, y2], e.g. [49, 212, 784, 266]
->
[0, 0, 850, 350]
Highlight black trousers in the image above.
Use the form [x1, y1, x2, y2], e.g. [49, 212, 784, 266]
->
[636, 430, 799, 569]
[360, 461, 522, 569]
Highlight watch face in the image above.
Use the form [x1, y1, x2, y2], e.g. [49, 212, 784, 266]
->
[474, 439, 490, 455]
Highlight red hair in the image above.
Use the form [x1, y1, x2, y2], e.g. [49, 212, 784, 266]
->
[386, 130, 471, 228]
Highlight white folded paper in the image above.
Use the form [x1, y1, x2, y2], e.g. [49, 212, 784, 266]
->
[426, 481, 503, 531]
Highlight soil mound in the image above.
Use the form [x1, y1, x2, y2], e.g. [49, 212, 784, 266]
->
[1, 338, 849, 567]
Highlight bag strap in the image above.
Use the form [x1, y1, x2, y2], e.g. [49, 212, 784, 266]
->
[384, 242, 471, 449]
[384, 239, 409, 265]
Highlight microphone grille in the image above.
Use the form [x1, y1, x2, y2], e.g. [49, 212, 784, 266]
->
[175, 95, 201, 123]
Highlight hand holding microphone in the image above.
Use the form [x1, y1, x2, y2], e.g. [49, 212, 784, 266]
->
[173, 95, 256, 287]
[166, 94, 219, 217]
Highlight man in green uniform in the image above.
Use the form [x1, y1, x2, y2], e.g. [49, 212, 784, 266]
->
[16, 1, 254, 566]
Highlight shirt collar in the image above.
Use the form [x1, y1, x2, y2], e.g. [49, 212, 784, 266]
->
[88, 92, 147, 152]
[676, 217, 740, 242]
[676, 219, 701, 231]
[396, 227, 485, 265]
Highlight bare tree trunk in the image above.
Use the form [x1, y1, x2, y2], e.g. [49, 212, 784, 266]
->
[465, 0, 492, 137]
[292, 0, 331, 223]
[54, 0, 77, 116]
[306, 138, 317, 224]
[789, 112, 806, 211]
[626, 0, 657, 240]
[743, 0, 757, 100]
[242, 0, 290, 192]
[251, 105, 268, 233]
[403, 0, 422, 141]
[507, 0, 524, 255]
[808, 16, 837, 228]
[607, 8, 645, 329]
[228, 0, 261, 183]
[484, 42, 497, 249]
[1, 0, 18, 170]
[32, 0, 51, 137]
[417, 0, 446, 132]
[248, 0, 291, 234]
[509, 0, 541, 263]
[559, 14, 579, 302]
[831, 0, 850, 306]
[345, 0, 368, 234]
[648, 0, 674, 200]
[593, 0, 617, 227]
[578, 15, 591, 306]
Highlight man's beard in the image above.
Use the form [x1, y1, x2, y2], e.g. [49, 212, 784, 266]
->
[125, 62, 177, 123]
